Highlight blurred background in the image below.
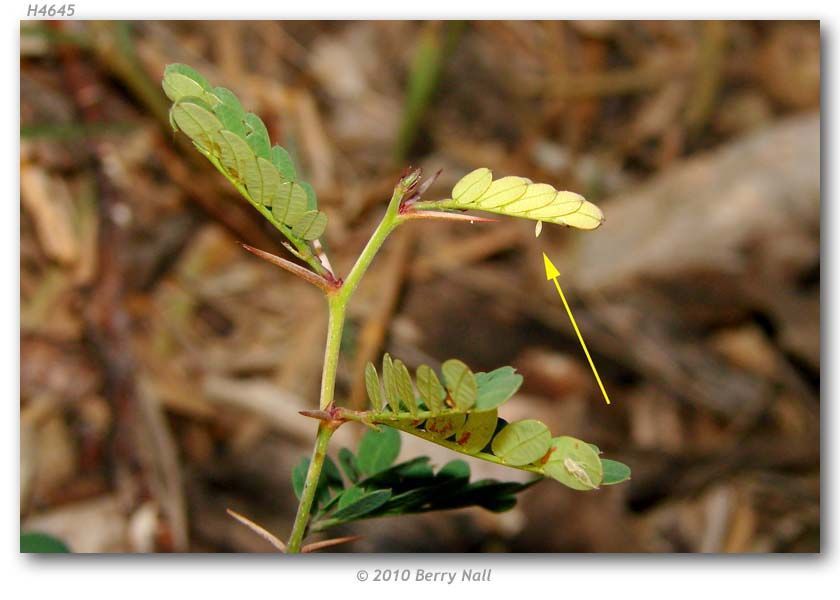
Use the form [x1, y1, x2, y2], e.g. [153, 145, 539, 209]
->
[20, 20, 820, 552]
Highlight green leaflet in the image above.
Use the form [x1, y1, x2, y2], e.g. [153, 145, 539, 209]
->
[271, 145, 297, 180]
[381, 354, 400, 413]
[215, 129, 257, 184]
[452, 410, 498, 454]
[475, 366, 523, 411]
[416, 364, 446, 414]
[357, 426, 401, 476]
[245, 157, 282, 207]
[393, 359, 417, 416]
[300, 181, 319, 211]
[163, 63, 328, 244]
[244, 113, 271, 159]
[170, 98, 223, 151]
[162, 64, 214, 104]
[338, 447, 362, 484]
[425, 413, 465, 441]
[543, 436, 603, 491]
[491, 419, 552, 466]
[601, 458, 632, 485]
[331, 489, 392, 521]
[271, 181, 308, 226]
[291, 210, 328, 241]
[442, 359, 477, 411]
[364, 362, 384, 412]
[430, 168, 605, 230]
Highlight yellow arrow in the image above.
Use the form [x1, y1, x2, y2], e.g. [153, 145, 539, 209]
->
[543, 253, 611, 405]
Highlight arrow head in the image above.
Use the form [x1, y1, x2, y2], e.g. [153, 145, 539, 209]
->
[542, 253, 560, 280]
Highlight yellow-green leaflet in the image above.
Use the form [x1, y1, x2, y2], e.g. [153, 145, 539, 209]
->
[364, 362, 384, 412]
[452, 410, 498, 454]
[393, 359, 417, 416]
[290, 210, 328, 241]
[272, 181, 308, 226]
[425, 414, 466, 441]
[542, 436, 603, 490]
[441, 359, 477, 411]
[440, 168, 604, 230]
[170, 100, 223, 151]
[246, 157, 282, 207]
[382, 354, 400, 414]
[416, 364, 446, 414]
[491, 419, 552, 466]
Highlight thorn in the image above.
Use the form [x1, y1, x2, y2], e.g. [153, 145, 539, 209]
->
[301, 535, 363, 553]
[400, 210, 497, 223]
[298, 409, 333, 421]
[226, 509, 287, 552]
[240, 243, 336, 293]
[542, 252, 560, 280]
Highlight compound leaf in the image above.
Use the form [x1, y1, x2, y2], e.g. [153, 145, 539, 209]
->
[430, 168, 604, 230]
[163, 64, 328, 246]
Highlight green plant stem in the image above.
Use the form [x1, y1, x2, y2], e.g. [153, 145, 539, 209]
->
[337, 193, 404, 303]
[319, 295, 346, 410]
[285, 183, 409, 552]
[286, 422, 335, 553]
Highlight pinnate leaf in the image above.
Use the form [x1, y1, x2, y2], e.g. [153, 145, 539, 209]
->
[435, 168, 604, 230]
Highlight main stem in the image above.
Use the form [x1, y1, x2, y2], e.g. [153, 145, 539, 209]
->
[286, 422, 335, 552]
[284, 186, 405, 553]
